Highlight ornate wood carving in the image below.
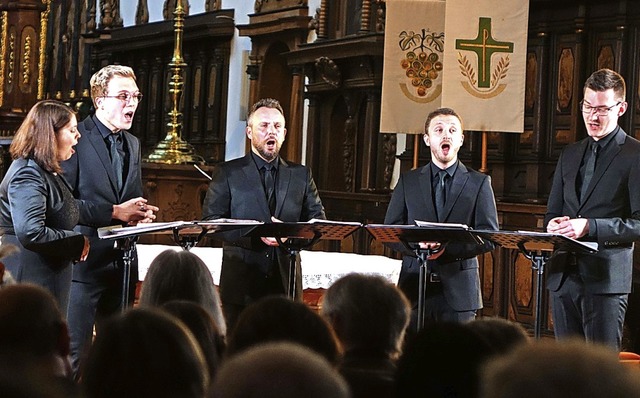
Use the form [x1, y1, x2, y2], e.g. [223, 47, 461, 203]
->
[314, 56, 341, 88]
[163, 0, 190, 21]
[556, 48, 574, 111]
[136, 0, 149, 25]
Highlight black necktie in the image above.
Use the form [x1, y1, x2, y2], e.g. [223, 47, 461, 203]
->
[580, 141, 599, 201]
[109, 133, 123, 193]
[263, 163, 276, 215]
[435, 170, 448, 220]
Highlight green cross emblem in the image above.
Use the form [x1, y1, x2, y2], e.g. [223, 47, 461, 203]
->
[455, 17, 514, 88]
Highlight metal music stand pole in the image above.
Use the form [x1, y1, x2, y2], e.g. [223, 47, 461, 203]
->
[474, 230, 598, 340]
[116, 236, 138, 312]
[364, 224, 483, 332]
[248, 221, 362, 300]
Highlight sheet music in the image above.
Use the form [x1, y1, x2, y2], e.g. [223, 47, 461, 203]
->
[308, 218, 363, 226]
[415, 220, 470, 230]
[197, 218, 263, 225]
[98, 221, 192, 238]
[515, 230, 599, 251]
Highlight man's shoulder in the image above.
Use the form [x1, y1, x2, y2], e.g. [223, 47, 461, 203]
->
[219, 154, 251, 169]
[77, 115, 96, 133]
[279, 158, 308, 170]
[459, 162, 489, 180]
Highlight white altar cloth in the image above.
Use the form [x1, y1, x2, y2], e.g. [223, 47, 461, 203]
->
[136, 244, 401, 289]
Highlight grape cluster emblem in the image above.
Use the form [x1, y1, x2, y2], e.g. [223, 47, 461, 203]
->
[398, 29, 444, 103]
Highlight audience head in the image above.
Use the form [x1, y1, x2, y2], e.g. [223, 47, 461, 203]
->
[211, 342, 351, 398]
[322, 273, 410, 359]
[396, 322, 493, 398]
[139, 249, 227, 336]
[226, 295, 339, 364]
[0, 284, 71, 378]
[81, 307, 208, 398]
[162, 300, 226, 379]
[1, 238, 18, 289]
[466, 316, 530, 356]
[481, 339, 640, 398]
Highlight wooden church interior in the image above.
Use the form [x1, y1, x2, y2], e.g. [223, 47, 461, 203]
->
[4, 0, 640, 348]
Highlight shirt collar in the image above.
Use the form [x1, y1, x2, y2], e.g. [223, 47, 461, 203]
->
[591, 125, 619, 149]
[93, 115, 121, 141]
[251, 151, 279, 171]
[431, 160, 458, 179]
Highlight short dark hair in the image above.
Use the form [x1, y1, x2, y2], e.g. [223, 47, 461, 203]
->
[424, 107, 463, 134]
[584, 68, 626, 101]
[247, 98, 284, 126]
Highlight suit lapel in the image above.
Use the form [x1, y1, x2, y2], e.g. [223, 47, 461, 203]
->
[121, 132, 138, 198]
[580, 129, 624, 208]
[274, 158, 291, 218]
[240, 154, 272, 220]
[86, 120, 120, 198]
[441, 163, 469, 222]
[420, 165, 438, 222]
[566, 140, 586, 207]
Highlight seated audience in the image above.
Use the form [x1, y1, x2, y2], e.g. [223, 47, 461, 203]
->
[466, 316, 530, 356]
[395, 322, 493, 398]
[210, 342, 350, 398]
[321, 273, 410, 398]
[225, 295, 339, 365]
[481, 339, 640, 398]
[138, 249, 226, 336]
[0, 284, 77, 397]
[0, 243, 17, 288]
[81, 307, 208, 398]
[162, 300, 226, 380]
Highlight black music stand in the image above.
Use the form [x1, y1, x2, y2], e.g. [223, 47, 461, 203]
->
[474, 229, 598, 339]
[98, 220, 262, 311]
[365, 224, 483, 332]
[247, 220, 362, 300]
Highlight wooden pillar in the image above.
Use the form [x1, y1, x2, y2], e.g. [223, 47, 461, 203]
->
[360, 90, 380, 191]
[288, 65, 304, 163]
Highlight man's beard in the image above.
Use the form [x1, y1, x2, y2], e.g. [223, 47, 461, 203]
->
[255, 142, 279, 161]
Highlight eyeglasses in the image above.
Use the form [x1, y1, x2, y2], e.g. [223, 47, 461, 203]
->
[579, 100, 621, 116]
[102, 92, 143, 103]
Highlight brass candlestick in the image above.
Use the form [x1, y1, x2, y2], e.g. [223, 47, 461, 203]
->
[146, 0, 204, 164]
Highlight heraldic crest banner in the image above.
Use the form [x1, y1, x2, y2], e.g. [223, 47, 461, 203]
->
[381, 0, 445, 134]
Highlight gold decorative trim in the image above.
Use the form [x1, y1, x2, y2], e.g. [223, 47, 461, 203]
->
[0, 11, 7, 107]
[38, 0, 52, 100]
[22, 35, 32, 86]
[146, 0, 204, 164]
[8, 31, 14, 86]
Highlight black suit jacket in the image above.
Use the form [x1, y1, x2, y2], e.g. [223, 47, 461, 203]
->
[201, 153, 325, 305]
[61, 115, 143, 284]
[384, 161, 498, 311]
[545, 127, 640, 294]
[0, 158, 85, 272]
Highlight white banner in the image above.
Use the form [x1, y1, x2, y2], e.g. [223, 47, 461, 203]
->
[441, 0, 529, 133]
[380, 0, 445, 134]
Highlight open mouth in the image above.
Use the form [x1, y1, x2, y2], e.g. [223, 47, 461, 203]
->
[441, 142, 451, 156]
[266, 138, 276, 150]
[124, 111, 134, 122]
